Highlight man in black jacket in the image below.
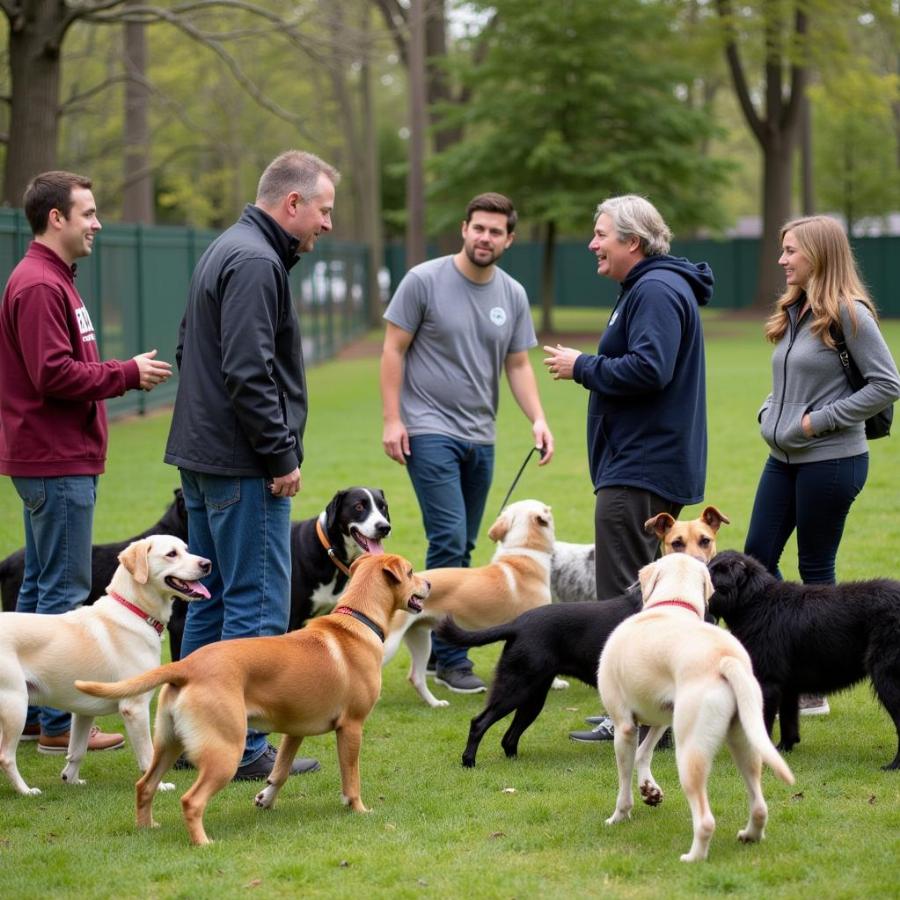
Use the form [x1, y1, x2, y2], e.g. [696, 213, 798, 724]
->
[165, 150, 338, 780]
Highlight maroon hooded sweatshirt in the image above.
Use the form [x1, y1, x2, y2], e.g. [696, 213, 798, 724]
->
[0, 241, 140, 476]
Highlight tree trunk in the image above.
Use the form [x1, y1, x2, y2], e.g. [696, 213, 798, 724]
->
[3, 1, 65, 206]
[799, 87, 814, 215]
[540, 220, 556, 335]
[757, 130, 795, 309]
[405, 0, 427, 267]
[122, 10, 154, 223]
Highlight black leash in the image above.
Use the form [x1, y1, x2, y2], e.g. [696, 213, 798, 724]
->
[497, 446, 544, 515]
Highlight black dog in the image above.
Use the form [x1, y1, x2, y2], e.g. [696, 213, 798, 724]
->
[435, 590, 642, 767]
[708, 550, 900, 770]
[287, 487, 391, 631]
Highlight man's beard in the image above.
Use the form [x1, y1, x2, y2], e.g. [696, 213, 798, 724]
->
[465, 244, 500, 268]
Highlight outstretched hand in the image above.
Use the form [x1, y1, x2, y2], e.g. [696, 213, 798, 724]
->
[542, 344, 580, 381]
[133, 349, 172, 391]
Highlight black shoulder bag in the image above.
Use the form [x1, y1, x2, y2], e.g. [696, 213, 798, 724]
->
[829, 324, 893, 440]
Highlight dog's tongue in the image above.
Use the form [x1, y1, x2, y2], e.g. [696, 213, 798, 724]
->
[355, 534, 384, 555]
[187, 581, 211, 599]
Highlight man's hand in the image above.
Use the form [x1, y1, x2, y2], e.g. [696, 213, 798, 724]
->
[270, 468, 301, 498]
[133, 349, 173, 391]
[383, 420, 410, 465]
[542, 344, 581, 381]
[533, 418, 554, 465]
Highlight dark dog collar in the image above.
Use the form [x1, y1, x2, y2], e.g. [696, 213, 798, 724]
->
[316, 517, 353, 577]
[334, 605, 385, 642]
[651, 598, 702, 618]
[109, 590, 165, 635]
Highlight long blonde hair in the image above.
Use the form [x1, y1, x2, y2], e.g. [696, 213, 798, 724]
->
[764, 215, 877, 346]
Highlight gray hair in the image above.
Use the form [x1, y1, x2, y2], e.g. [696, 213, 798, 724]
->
[256, 150, 340, 206]
[595, 195, 671, 256]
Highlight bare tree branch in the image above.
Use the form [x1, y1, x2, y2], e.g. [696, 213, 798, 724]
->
[716, 0, 765, 146]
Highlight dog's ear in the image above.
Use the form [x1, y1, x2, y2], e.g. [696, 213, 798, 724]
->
[701, 505, 731, 532]
[119, 539, 151, 585]
[381, 554, 408, 584]
[488, 511, 510, 543]
[534, 505, 552, 529]
[644, 513, 675, 539]
[638, 560, 661, 603]
[325, 490, 347, 533]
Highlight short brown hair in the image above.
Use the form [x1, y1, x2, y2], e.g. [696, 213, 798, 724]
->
[465, 192, 517, 233]
[24, 171, 93, 236]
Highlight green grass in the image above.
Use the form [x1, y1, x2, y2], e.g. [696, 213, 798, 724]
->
[2, 310, 900, 898]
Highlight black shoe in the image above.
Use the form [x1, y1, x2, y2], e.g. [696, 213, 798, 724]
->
[585, 715, 608, 725]
[434, 666, 486, 693]
[173, 754, 194, 770]
[569, 717, 615, 742]
[233, 744, 320, 782]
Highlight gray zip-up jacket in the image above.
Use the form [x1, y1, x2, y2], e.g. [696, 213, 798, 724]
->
[759, 300, 900, 464]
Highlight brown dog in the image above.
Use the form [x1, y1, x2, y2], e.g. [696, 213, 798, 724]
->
[76, 553, 430, 845]
[382, 500, 555, 707]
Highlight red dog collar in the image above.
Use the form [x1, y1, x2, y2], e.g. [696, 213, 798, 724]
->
[652, 598, 702, 618]
[109, 591, 165, 635]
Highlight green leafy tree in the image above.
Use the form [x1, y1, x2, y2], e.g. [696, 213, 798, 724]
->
[428, 0, 728, 330]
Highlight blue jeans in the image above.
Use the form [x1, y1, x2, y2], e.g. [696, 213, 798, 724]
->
[13, 475, 97, 736]
[744, 453, 868, 584]
[406, 434, 494, 671]
[179, 470, 291, 764]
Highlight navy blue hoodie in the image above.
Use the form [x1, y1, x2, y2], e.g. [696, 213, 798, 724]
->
[572, 256, 713, 505]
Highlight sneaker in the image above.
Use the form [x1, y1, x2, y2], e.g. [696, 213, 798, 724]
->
[570, 718, 615, 742]
[21, 723, 41, 741]
[799, 695, 830, 716]
[232, 744, 321, 782]
[434, 666, 486, 694]
[584, 715, 608, 725]
[38, 726, 125, 754]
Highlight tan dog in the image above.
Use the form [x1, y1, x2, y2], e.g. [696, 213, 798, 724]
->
[0, 536, 210, 796]
[550, 505, 729, 604]
[597, 553, 794, 862]
[382, 500, 554, 708]
[644, 504, 730, 561]
[76, 553, 430, 845]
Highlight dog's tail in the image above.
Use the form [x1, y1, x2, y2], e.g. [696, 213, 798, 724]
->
[75, 662, 186, 700]
[719, 656, 795, 785]
[435, 615, 519, 648]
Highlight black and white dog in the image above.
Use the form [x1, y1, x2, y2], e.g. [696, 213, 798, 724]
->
[287, 487, 392, 631]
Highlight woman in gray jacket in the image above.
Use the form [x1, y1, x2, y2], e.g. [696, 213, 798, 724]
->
[745, 215, 900, 713]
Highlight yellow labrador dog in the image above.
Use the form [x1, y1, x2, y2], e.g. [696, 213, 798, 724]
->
[597, 554, 794, 862]
[0, 536, 210, 796]
[382, 499, 554, 707]
[76, 554, 430, 846]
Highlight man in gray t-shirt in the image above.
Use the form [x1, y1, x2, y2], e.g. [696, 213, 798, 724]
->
[381, 192, 554, 694]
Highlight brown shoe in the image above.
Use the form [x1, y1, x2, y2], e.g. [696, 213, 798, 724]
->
[38, 726, 125, 754]
[21, 723, 41, 741]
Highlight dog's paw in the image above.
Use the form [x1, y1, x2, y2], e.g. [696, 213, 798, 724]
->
[639, 780, 663, 806]
[23, 786, 42, 796]
[158, 781, 176, 792]
[551, 677, 570, 690]
[428, 699, 450, 708]
[62, 776, 86, 786]
[255, 786, 277, 809]
[605, 809, 631, 826]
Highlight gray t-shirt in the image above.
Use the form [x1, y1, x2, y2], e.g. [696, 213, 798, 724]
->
[384, 255, 537, 443]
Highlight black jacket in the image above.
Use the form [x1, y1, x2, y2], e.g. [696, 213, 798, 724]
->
[573, 256, 713, 505]
[165, 205, 307, 478]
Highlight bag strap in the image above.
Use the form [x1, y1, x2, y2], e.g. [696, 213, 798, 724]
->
[829, 322, 855, 384]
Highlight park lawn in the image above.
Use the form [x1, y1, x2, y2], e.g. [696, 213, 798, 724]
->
[0, 310, 899, 898]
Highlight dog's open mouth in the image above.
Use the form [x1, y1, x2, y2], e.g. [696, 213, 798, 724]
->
[351, 527, 384, 555]
[407, 591, 427, 614]
[165, 576, 211, 600]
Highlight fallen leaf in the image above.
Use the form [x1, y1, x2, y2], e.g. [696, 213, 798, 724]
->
[243, 879, 262, 889]
[791, 791, 804, 801]
[501, 787, 517, 794]
[339, 860, 350, 868]
[490, 831, 506, 839]
[868, 794, 877, 805]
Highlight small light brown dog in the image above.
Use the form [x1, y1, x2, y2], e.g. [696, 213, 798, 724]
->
[76, 553, 430, 845]
[597, 554, 794, 862]
[0, 535, 210, 796]
[382, 499, 555, 707]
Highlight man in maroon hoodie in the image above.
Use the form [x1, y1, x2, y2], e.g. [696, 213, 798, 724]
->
[0, 170, 172, 752]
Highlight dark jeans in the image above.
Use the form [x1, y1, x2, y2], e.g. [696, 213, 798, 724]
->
[594, 486, 682, 601]
[405, 434, 494, 671]
[744, 453, 868, 584]
[14, 475, 97, 736]
[179, 470, 291, 764]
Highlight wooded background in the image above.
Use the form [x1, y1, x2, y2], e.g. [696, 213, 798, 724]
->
[1, 1, 898, 321]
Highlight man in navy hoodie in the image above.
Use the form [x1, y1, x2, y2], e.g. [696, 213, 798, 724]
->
[543, 194, 713, 742]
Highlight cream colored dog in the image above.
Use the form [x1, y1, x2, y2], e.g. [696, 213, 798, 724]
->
[383, 499, 554, 707]
[0, 536, 211, 796]
[597, 553, 794, 862]
[76, 554, 430, 846]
